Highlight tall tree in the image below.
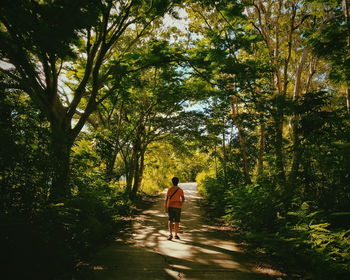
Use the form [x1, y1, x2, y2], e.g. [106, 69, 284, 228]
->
[306, 0, 350, 112]
[185, 0, 262, 184]
[0, 0, 181, 201]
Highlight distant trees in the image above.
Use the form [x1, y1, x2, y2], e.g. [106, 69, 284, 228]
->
[1, 0, 349, 278]
[90, 59, 204, 199]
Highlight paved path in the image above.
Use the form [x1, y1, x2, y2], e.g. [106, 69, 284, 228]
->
[89, 183, 285, 280]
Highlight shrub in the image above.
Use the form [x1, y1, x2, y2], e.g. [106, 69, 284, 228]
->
[224, 176, 282, 232]
[199, 175, 227, 215]
[280, 202, 350, 279]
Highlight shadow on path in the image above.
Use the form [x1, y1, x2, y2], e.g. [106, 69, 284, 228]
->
[84, 183, 285, 280]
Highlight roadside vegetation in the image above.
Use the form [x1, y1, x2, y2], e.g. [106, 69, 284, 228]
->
[1, 1, 349, 279]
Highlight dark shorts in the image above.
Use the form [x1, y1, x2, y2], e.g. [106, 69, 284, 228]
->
[168, 207, 181, 222]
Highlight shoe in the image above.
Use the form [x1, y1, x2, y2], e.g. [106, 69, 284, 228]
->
[167, 235, 173, 240]
[174, 235, 180, 240]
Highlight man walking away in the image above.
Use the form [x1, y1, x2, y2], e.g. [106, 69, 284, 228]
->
[164, 177, 185, 240]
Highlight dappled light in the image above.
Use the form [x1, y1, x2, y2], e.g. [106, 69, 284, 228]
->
[1, 1, 349, 279]
[91, 183, 281, 279]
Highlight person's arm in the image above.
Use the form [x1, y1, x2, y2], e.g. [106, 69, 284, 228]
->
[181, 190, 185, 204]
[164, 191, 169, 212]
[164, 198, 168, 212]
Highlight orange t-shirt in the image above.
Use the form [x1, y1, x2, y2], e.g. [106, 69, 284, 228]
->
[166, 186, 185, 208]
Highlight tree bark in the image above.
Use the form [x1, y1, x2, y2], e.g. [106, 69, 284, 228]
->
[130, 148, 146, 200]
[222, 116, 228, 188]
[105, 151, 117, 180]
[105, 142, 120, 181]
[125, 154, 134, 195]
[258, 121, 265, 175]
[214, 145, 218, 179]
[343, 0, 350, 112]
[231, 97, 251, 184]
[346, 88, 350, 113]
[137, 150, 146, 191]
[305, 57, 316, 93]
[253, 0, 290, 185]
[130, 154, 140, 200]
[289, 49, 308, 187]
[129, 128, 143, 200]
[274, 115, 286, 185]
[50, 126, 73, 202]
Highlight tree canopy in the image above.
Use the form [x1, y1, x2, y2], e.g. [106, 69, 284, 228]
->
[1, 0, 349, 279]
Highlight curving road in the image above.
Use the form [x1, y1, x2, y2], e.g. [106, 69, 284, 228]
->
[89, 182, 285, 280]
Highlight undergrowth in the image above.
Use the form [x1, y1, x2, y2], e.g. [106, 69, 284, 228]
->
[198, 175, 350, 280]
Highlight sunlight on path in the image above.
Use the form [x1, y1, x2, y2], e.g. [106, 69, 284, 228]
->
[90, 183, 285, 280]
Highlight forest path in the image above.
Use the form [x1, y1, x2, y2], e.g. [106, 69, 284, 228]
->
[89, 182, 285, 280]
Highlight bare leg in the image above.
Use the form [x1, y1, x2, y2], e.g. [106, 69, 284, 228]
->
[174, 222, 180, 236]
[168, 221, 174, 235]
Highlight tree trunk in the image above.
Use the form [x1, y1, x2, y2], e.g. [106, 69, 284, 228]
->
[289, 49, 308, 187]
[50, 126, 73, 202]
[222, 117, 228, 189]
[105, 146, 118, 181]
[128, 135, 141, 200]
[258, 121, 265, 175]
[120, 147, 133, 194]
[274, 113, 286, 185]
[346, 88, 350, 113]
[137, 150, 146, 191]
[125, 156, 134, 195]
[130, 148, 146, 200]
[130, 154, 140, 200]
[305, 57, 316, 93]
[343, 0, 350, 112]
[214, 145, 218, 179]
[289, 118, 302, 185]
[125, 169, 133, 195]
[231, 97, 251, 184]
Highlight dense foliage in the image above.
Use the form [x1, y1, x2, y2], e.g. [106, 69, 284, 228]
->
[1, 0, 349, 279]
[193, 1, 350, 279]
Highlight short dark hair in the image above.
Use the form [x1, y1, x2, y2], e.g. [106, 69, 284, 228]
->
[172, 177, 179, 186]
